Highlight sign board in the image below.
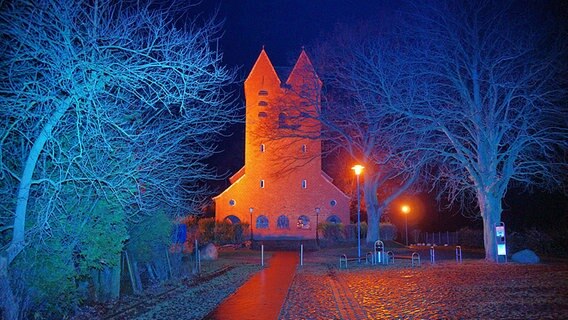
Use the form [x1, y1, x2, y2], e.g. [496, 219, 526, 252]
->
[495, 222, 507, 262]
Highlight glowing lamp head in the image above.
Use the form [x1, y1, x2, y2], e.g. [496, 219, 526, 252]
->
[401, 205, 410, 214]
[352, 164, 364, 176]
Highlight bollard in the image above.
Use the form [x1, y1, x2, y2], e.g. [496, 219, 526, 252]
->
[429, 246, 435, 264]
[195, 239, 201, 273]
[456, 245, 462, 263]
[261, 245, 264, 267]
[300, 244, 304, 266]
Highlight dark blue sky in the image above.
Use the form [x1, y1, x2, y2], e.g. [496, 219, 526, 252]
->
[197, 0, 392, 72]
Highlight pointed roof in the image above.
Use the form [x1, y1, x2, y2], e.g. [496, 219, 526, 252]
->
[244, 48, 281, 86]
[286, 49, 322, 86]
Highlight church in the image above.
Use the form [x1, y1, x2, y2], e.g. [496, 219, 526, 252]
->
[213, 48, 349, 240]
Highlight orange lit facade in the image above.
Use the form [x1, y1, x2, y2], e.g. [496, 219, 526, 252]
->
[213, 48, 349, 240]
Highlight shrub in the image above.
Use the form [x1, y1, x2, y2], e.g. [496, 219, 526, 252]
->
[380, 223, 398, 240]
[214, 220, 235, 244]
[457, 227, 484, 247]
[198, 218, 216, 243]
[318, 222, 345, 241]
[342, 223, 367, 240]
[127, 211, 172, 263]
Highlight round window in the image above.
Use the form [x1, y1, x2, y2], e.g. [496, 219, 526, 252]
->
[229, 199, 236, 206]
[330, 200, 337, 207]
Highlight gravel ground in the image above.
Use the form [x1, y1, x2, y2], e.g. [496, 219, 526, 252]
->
[280, 259, 568, 319]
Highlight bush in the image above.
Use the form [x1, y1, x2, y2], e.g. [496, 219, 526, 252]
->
[380, 223, 398, 240]
[318, 222, 345, 241]
[342, 223, 367, 240]
[198, 218, 216, 243]
[197, 218, 249, 245]
[214, 220, 235, 244]
[457, 227, 484, 247]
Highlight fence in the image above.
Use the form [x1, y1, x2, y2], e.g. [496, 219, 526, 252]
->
[413, 230, 460, 246]
[411, 229, 485, 247]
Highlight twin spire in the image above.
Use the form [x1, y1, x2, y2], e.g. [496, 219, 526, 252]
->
[245, 47, 321, 87]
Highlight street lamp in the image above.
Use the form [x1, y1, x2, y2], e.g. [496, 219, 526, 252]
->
[401, 205, 410, 246]
[352, 164, 364, 263]
[249, 207, 254, 241]
[315, 207, 320, 246]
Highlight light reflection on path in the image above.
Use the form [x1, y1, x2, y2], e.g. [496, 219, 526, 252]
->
[206, 251, 299, 320]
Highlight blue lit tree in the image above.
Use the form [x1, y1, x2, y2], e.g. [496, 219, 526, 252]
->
[399, 0, 567, 261]
[0, 0, 236, 317]
[314, 23, 429, 244]
[315, 1, 566, 260]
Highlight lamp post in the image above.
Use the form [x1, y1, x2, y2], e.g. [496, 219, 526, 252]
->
[352, 165, 364, 263]
[249, 207, 254, 241]
[401, 205, 410, 246]
[315, 207, 320, 246]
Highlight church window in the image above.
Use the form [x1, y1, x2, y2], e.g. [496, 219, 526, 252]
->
[260, 180, 265, 188]
[259, 90, 268, 96]
[297, 215, 310, 229]
[302, 179, 307, 189]
[330, 200, 337, 207]
[256, 215, 269, 229]
[258, 101, 268, 106]
[229, 199, 236, 206]
[260, 144, 265, 152]
[258, 112, 267, 118]
[327, 215, 341, 224]
[277, 215, 289, 229]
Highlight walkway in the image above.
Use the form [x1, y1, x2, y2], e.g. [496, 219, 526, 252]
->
[205, 251, 298, 320]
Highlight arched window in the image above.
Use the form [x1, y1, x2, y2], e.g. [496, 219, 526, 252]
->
[256, 215, 269, 229]
[326, 215, 341, 224]
[297, 215, 310, 229]
[224, 215, 241, 224]
[277, 215, 289, 229]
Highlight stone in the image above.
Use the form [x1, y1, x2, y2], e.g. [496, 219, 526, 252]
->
[200, 243, 218, 260]
[511, 249, 540, 264]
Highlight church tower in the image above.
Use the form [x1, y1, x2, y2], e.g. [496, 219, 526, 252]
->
[214, 48, 349, 240]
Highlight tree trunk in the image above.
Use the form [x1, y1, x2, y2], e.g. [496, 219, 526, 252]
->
[110, 266, 121, 300]
[6, 100, 71, 265]
[0, 257, 18, 320]
[363, 179, 381, 244]
[132, 260, 143, 293]
[477, 190, 503, 262]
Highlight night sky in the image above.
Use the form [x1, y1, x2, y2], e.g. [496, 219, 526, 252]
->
[193, 1, 567, 232]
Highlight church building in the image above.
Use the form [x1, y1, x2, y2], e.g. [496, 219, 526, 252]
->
[213, 48, 349, 240]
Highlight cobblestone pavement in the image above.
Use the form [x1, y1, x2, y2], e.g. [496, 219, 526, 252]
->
[280, 259, 568, 319]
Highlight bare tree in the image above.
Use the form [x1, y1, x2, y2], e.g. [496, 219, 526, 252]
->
[314, 24, 428, 244]
[0, 0, 236, 317]
[397, 1, 567, 261]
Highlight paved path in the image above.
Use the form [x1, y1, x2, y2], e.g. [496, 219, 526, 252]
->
[205, 251, 298, 320]
[281, 259, 568, 319]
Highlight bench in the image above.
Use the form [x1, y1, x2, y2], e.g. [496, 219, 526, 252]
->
[391, 252, 421, 267]
[339, 254, 363, 269]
